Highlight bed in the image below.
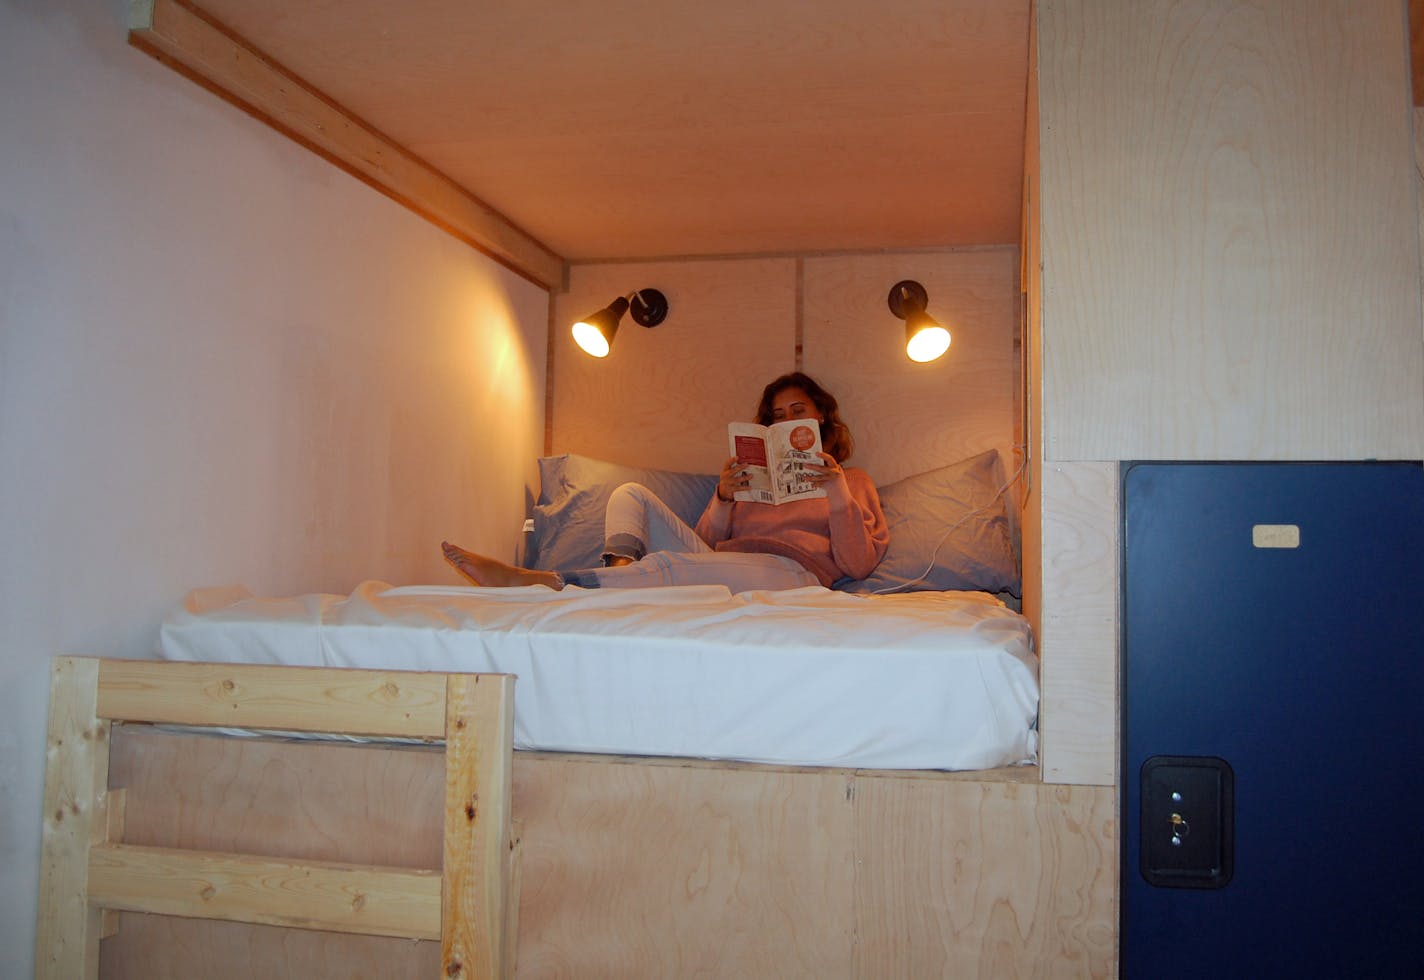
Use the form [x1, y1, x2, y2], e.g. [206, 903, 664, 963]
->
[158, 579, 1039, 771]
[36, 450, 1117, 978]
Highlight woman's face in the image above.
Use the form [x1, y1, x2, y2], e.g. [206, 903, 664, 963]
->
[770, 386, 822, 424]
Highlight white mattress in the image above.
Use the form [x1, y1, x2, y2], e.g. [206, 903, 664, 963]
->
[158, 580, 1040, 771]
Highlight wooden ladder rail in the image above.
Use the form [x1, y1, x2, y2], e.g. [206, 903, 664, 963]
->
[34, 656, 516, 979]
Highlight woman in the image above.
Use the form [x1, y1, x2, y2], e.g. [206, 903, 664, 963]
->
[442, 372, 888, 593]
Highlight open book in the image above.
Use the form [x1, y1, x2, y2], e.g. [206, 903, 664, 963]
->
[728, 419, 827, 505]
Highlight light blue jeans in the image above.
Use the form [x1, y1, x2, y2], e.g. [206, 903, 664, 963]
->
[558, 483, 818, 593]
[601, 482, 711, 562]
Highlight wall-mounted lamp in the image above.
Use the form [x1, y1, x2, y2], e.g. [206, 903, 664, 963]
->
[571, 288, 669, 358]
[888, 280, 951, 363]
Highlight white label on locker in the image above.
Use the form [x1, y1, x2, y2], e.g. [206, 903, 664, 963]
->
[1252, 524, 1300, 549]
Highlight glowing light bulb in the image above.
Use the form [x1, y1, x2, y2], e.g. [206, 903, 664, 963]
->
[572, 320, 611, 357]
[906, 323, 951, 362]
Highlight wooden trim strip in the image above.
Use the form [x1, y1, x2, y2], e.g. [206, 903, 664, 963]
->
[127, 0, 565, 289]
[87, 843, 441, 940]
[442, 673, 516, 979]
[95, 659, 451, 738]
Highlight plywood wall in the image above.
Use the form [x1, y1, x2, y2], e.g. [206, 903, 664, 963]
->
[1029, 0, 1424, 788]
[102, 729, 1117, 979]
[550, 259, 798, 475]
[803, 250, 1020, 486]
[551, 250, 1021, 486]
[1038, 0, 1424, 461]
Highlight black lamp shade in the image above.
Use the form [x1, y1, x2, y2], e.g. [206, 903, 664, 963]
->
[572, 289, 668, 357]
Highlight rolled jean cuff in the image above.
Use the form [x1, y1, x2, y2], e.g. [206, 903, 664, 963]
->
[557, 569, 595, 588]
[601, 532, 646, 564]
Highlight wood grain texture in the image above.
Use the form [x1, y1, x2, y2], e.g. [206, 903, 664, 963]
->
[442, 673, 516, 980]
[1038, 462, 1118, 787]
[802, 249, 1022, 486]
[552, 250, 1025, 487]
[35, 657, 111, 980]
[87, 843, 441, 939]
[96, 659, 451, 737]
[99, 915, 442, 979]
[187, 0, 1030, 259]
[1020, 12, 1045, 641]
[102, 728, 448, 978]
[512, 755, 856, 978]
[1412, 0, 1424, 106]
[1038, 0, 1424, 460]
[100, 728, 1110, 977]
[551, 259, 798, 474]
[128, 0, 564, 287]
[853, 779, 1117, 979]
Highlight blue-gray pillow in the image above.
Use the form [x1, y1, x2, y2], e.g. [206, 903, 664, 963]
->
[837, 449, 1020, 596]
[526, 454, 718, 572]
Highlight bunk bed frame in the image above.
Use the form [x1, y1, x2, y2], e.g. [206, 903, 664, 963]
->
[35, 657, 516, 979]
[35, 656, 1115, 978]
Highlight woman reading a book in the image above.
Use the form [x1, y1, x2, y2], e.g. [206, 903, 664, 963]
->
[441, 372, 888, 593]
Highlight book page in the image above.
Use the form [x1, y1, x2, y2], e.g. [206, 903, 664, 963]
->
[727, 420, 827, 504]
[764, 418, 826, 503]
[728, 422, 776, 504]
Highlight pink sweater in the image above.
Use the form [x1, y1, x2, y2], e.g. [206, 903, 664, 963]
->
[693, 466, 889, 587]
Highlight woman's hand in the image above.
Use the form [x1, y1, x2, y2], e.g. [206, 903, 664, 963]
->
[802, 452, 846, 489]
[717, 456, 746, 502]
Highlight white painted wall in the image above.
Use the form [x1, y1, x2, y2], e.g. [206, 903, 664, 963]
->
[0, 2, 550, 973]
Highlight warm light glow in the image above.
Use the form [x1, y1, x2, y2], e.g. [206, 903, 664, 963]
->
[572, 320, 611, 358]
[906, 323, 951, 362]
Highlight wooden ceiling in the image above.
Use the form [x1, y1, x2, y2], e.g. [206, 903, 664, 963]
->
[167, 0, 1031, 265]
[138, 1, 1424, 280]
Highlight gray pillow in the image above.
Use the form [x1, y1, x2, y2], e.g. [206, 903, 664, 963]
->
[526, 454, 718, 571]
[836, 449, 1020, 596]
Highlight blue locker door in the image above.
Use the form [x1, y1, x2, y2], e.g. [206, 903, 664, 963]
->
[1121, 462, 1424, 979]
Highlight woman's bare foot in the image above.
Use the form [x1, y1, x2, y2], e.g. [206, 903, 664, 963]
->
[441, 541, 562, 589]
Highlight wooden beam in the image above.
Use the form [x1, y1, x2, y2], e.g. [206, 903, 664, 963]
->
[127, 0, 565, 289]
[87, 843, 442, 940]
[1412, 0, 1424, 106]
[442, 673, 516, 979]
[95, 659, 454, 738]
[35, 657, 113, 980]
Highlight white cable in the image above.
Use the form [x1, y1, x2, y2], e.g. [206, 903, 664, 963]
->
[868, 447, 1029, 596]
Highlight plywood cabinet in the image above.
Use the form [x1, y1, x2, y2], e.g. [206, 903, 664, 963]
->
[1036, 0, 1424, 462]
[1026, 0, 1424, 787]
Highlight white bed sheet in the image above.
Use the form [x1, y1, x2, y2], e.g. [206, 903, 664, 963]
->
[158, 580, 1040, 771]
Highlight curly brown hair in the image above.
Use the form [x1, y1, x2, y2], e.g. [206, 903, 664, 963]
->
[754, 372, 854, 463]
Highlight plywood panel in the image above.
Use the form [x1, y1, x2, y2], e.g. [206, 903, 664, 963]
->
[190, 0, 1030, 260]
[512, 755, 856, 978]
[1038, 0, 1424, 460]
[1038, 462, 1118, 787]
[803, 249, 1021, 486]
[853, 779, 1117, 979]
[1021, 10, 1044, 641]
[551, 259, 798, 474]
[102, 730, 447, 978]
[101, 728, 1110, 977]
[128, 0, 564, 288]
